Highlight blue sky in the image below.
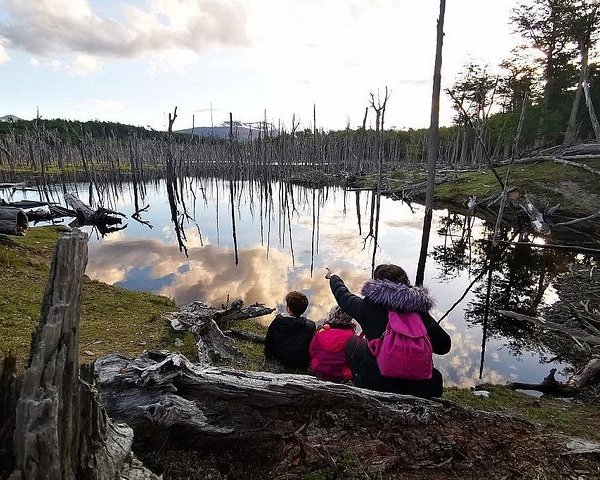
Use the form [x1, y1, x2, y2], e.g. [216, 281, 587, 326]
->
[0, 0, 517, 131]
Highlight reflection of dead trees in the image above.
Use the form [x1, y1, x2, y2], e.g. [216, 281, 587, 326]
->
[498, 308, 600, 396]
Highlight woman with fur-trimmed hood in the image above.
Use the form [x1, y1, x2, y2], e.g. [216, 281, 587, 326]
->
[326, 264, 451, 398]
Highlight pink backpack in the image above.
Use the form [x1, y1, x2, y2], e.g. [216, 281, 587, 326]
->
[367, 311, 433, 380]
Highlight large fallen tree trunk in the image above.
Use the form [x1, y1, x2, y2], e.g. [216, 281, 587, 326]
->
[0, 207, 27, 236]
[94, 350, 600, 479]
[163, 300, 274, 363]
[0, 230, 157, 480]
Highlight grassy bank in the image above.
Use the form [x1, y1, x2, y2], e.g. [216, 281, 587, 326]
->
[3, 226, 599, 445]
[0, 226, 180, 370]
[356, 157, 600, 218]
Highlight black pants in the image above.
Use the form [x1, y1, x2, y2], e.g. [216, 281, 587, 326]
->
[345, 336, 443, 399]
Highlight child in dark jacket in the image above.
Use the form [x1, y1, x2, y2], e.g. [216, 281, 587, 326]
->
[264, 291, 316, 369]
[309, 306, 356, 382]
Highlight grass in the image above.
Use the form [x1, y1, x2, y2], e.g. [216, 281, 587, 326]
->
[0, 225, 178, 370]
[445, 385, 600, 442]
[3, 226, 599, 445]
[353, 158, 600, 218]
[433, 159, 600, 216]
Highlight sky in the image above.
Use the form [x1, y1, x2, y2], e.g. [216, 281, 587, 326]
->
[0, 0, 519, 132]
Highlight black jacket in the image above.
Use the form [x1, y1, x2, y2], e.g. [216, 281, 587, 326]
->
[329, 275, 450, 355]
[264, 314, 316, 369]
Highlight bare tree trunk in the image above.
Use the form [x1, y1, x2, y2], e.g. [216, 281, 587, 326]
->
[583, 67, 600, 141]
[416, 0, 445, 287]
[563, 46, 587, 147]
[4, 230, 157, 480]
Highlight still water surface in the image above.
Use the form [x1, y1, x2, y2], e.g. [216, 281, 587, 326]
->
[16, 177, 576, 388]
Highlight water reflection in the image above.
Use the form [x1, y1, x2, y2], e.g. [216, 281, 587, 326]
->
[13, 178, 591, 388]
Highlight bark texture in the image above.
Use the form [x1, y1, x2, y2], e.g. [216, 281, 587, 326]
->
[1, 230, 157, 480]
[95, 350, 600, 479]
[163, 300, 274, 364]
[0, 207, 27, 236]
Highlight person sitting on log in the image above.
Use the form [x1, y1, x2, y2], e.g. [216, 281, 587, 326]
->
[264, 291, 316, 369]
[326, 264, 451, 399]
[309, 306, 356, 383]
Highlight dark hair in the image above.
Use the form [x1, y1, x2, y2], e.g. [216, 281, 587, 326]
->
[286, 291, 309, 317]
[373, 264, 410, 285]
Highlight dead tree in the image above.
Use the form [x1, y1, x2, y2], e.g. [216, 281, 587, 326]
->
[0, 230, 157, 480]
[64, 193, 126, 228]
[416, 0, 446, 286]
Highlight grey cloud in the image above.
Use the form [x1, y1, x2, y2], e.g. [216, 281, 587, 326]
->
[0, 0, 249, 60]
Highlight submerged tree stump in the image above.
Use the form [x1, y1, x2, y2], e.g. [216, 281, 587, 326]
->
[1, 230, 157, 480]
[94, 350, 600, 479]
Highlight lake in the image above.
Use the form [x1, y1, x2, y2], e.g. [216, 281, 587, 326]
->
[11, 176, 580, 388]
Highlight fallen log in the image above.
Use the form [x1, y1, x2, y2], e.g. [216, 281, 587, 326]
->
[94, 350, 600, 478]
[163, 300, 274, 363]
[562, 143, 600, 157]
[509, 359, 600, 396]
[553, 157, 600, 176]
[0, 230, 157, 480]
[64, 192, 126, 227]
[0, 207, 28, 235]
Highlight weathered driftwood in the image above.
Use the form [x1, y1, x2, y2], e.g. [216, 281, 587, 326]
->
[94, 351, 600, 478]
[1, 230, 157, 480]
[64, 192, 126, 227]
[163, 300, 274, 364]
[509, 360, 600, 396]
[0, 207, 28, 236]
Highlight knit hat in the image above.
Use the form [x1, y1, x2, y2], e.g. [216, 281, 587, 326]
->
[325, 306, 354, 328]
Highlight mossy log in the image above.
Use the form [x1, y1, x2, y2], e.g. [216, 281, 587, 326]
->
[94, 350, 600, 479]
[0, 207, 28, 236]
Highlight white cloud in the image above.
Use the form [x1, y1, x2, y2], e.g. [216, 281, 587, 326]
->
[71, 54, 102, 76]
[0, 0, 250, 74]
[0, 43, 9, 64]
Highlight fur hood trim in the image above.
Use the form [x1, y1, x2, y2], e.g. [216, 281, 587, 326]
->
[361, 279, 434, 312]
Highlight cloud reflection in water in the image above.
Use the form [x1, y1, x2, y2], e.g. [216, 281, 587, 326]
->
[84, 180, 568, 389]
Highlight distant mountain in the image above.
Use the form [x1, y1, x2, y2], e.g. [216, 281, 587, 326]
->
[177, 121, 278, 141]
[0, 114, 23, 122]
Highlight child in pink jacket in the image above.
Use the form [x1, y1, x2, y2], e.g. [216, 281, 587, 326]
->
[309, 306, 356, 382]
